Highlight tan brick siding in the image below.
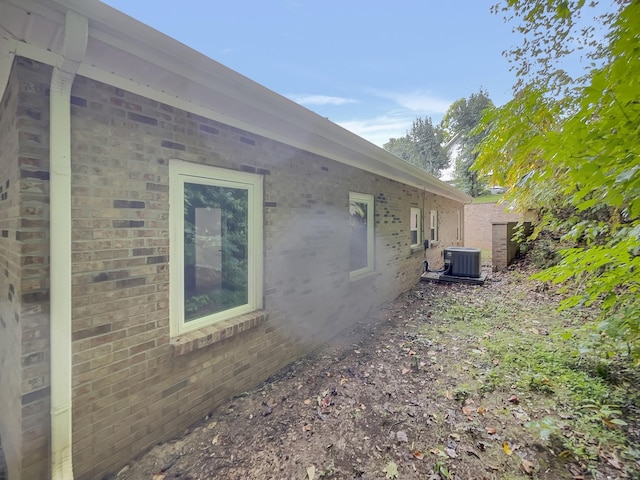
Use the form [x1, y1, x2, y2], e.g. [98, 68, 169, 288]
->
[0, 57, 52, 480]
[5, 58, 466, 479]
[464, 201, 523, 251]
[0, 58, 23, 480]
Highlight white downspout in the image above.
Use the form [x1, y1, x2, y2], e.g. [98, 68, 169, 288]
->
[50, 10, 87, 480]
[0, 38, 15, 107]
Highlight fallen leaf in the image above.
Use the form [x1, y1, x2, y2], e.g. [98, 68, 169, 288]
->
[303, 399, 312, 405]
[401, 367, 410, 375]
[152, 475, 165, 480]
[508, 395, 520, 404]
[383, 461, 399, 479]
[206, 421, 217, 429]
[521, 458, 535, 475]
[339, 377, 349, 385]
[599, 450, 623, 470]
[462, 405, 475, 416]
[430, 448, 447, 458]
[445, 447, 457, 458]
[412, 450, 424, 460]
[266, 398, 277, 408]
[444, 390, 453, 400]
[306, 465, 316, 480]
[465, 448, 481, 459]
[486, 427, 497, 434]
[211, 435, 219, 445]
[503, 442, 513, 455]
[302, 424, 312, 432]
[476, 406, 487, 415]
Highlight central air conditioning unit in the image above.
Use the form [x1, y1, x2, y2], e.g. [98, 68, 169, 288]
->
[444, 247, 481, 278]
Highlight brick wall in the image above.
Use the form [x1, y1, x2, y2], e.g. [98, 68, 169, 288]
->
[492, 222, 533, 271]
[464, 201, 523, 251]
[0, 57, 52, 480]
[0, 58, 23, 480]
[10, 58, 465, 479]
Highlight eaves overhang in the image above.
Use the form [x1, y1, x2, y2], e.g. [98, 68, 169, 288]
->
[0, 0, 472, 204]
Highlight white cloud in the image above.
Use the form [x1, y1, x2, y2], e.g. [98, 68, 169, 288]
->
[287, 94, 357, 106]
[372, 89, 451, 114]
[337, 114, 414, 147]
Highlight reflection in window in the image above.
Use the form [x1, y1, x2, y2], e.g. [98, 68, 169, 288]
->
[184, 183, 248, 321]
[170, 160, 263, 335]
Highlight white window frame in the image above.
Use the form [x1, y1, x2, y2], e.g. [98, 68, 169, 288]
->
[349, 192, 375, 280]
[429, 209, 439, 242]
[456, 210, 462, 242]
[169, 160, 263, 336]
[410, 207, 422, 248]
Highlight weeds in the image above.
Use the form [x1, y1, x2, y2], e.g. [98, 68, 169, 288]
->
[425, 287, 638, 476]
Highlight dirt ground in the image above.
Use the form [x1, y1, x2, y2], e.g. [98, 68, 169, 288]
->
[115, 267, 637, 480]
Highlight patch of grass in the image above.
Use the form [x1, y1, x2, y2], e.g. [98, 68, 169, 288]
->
[425, 291, 636, 474]
[472, 193, 503, 203]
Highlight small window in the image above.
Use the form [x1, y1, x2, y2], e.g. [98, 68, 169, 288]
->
[349, 192, 374, 280]
[429, 210, 438, 242]
[410, 207, 422, 247]
[456, 210, 462, 242]
[170, 160, 263, 335]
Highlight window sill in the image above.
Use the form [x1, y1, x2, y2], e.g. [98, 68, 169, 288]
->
[410, 245, 423, 254]
[349, 270, 380, 283]
[171, 310, 268, 356]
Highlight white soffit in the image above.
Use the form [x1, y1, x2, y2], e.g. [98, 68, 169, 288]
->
[0, 0, 471, 203]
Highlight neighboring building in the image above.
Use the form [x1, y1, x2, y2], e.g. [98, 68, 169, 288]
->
[464, 201, 523, 251]
[464, 201, 535, 269]
[0, 1, 471, 478]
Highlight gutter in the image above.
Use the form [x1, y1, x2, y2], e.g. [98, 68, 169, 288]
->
[49, 9, 87, 480]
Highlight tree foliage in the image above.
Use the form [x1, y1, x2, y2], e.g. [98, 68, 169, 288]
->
[440, 89, 495, 196]
[475, 1, 639, 354]
[383, 116, 448, 177]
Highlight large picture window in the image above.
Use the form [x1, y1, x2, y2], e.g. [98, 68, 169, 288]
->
[170, 160, 263, 335]
[349, 192, 374, 280]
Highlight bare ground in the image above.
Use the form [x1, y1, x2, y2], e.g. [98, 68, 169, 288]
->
[115, 267, 638, 480]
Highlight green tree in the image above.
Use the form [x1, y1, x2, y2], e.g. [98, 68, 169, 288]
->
[475, 1, 639, 353]
[384, 116, 448, 177]
[440, 89, 494, 196]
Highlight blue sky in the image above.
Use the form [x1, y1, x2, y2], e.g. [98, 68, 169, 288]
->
[101, 1, 518, 147]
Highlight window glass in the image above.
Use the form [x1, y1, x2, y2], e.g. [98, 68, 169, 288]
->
[170, 160, 262, 335]
[184, 182, 248, 320]
[349, 192, 374, 279]
[410, 207, 421, 246]
[429, 210, 439, 242]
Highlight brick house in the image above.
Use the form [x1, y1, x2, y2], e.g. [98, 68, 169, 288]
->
[0, 0, 471, 478]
